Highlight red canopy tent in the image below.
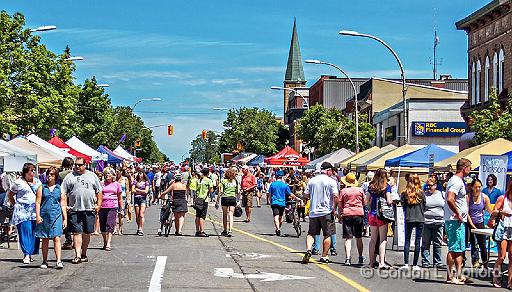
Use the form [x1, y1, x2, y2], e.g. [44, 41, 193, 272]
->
[48, 136, 92, 164]
[264, 146, 309, 167]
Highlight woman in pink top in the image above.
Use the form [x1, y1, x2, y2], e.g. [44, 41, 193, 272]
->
[339, 173, 365, 266]
[99, 167, 123, 251]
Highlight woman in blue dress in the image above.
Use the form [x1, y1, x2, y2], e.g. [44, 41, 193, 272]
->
[35, 167, 67, 269]
[8, 163, 42, 264]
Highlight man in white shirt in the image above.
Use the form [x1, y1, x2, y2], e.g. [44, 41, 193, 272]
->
[302, 162, 339, 264]
[444, 158, 471, 285]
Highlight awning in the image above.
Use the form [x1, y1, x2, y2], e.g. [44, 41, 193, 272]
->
[0, 140, 38, 171]
[385, 144, 456, 168]
[306, 148, 354, 169]
[66, 136, 107, 161]
[337, 146, 380, 168]
[8, 138, 63, 168]
[349, 145, 397, 171]
[435, 138, 512, 171]
[247, 155, 266, 166]
[97, 145, 124, 164]
[264, 146, 309, 167]
[234, 153, 258, 164]
[362, 145, 419, 171]
[113, 146, 142, 162]
[48, 136, 92, 164]
[27, 134, 75, 159]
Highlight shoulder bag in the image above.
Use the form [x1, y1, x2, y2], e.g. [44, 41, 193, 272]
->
[493, 202, 506, 242]
[377, 194, 395, 222]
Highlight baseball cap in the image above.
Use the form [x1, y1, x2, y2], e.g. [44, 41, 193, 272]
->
[275, 170, 285, 177]
[320, 162, 334, 170]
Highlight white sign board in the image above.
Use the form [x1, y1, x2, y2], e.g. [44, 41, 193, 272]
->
[479, 155, 508, 195]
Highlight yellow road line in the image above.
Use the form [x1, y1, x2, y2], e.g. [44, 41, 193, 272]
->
[200, 213, 370, 292]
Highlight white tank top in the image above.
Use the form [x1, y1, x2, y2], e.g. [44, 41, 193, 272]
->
[502, 196, 512, 227]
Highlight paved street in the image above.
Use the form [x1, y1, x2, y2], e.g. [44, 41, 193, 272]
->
[0, 200, 500, 292]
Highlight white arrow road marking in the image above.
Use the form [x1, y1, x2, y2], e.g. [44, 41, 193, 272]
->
[148, 256, 167, 292]
[214, 268, 314, 282]
[225, 252, 272, 259]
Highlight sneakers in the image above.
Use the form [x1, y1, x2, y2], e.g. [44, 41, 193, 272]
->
[358, 256, 366, 265]
[399, 264, 410, 271]
[302, 250, 312, 264]
[62, 242, 73, 250]
[157, 229, 162, 236]
[221, 230, 228, 236]
[330, 248, 338, 256]
[319, 257, 331, 264]
[344, 258, 352, 266]
[226, 232, 232, 238]
[311, 249, 319, 255]
[412, 265, 421, 272]
[40, 262, 48, 269]
[23, 257, 30, 264]
[56, 261, 64, 269]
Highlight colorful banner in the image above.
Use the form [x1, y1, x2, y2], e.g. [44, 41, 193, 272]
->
[479, 154, 508, 195]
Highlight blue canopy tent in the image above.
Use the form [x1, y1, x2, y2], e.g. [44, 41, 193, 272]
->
[385, 144, 455, 168]
[247, 154, 266, 166]
[97, 145, 124, 164]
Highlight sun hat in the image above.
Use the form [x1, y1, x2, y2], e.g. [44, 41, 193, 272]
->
[341, 172, 359, 187]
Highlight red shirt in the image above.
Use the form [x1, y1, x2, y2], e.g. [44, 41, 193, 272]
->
[339, 186, 365, 216]
[241, 173, 257, 191]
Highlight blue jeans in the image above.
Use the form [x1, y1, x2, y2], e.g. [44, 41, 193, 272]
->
[421, 223, 444, 266]
[313, 234, 337, 251]
[404, 222, 424, 266]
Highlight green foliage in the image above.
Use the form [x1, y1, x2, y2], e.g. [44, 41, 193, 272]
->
[297, 104, 376, 156]
[219, 107, 280, 156]
[469, 88, 512, 145]
[0, 11, 166, 163]
[189, 131, 220, 163]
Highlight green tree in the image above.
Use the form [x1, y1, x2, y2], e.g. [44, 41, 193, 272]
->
[297, 104, 376, 156]
[189, 131, 220, 163]
[470, 88, 512, 144]
[219, 107, 281, 156]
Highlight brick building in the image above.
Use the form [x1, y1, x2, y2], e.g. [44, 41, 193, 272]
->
[456, 0, 512, 120]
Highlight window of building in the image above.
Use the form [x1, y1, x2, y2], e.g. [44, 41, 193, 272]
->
[471, 61, 476, 105]
[485, 55, 490, 101]
[476, 60, 482, 103]
[499, 48, 505, 93]
[493, 51, 499, 90]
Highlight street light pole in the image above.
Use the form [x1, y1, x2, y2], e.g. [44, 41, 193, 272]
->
[339, 30, 408, 145]
[305, 60, 359, 153]
[132, 98, 163, 111]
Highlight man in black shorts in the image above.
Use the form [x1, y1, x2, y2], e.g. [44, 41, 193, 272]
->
[302, 162, 339, 264]
[61, 157, 103, 264]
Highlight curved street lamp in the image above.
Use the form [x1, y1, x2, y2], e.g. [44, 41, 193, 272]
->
[305, 59, 360, 153]
[132, 98, 163, 111]
[339, 30, 408, 145]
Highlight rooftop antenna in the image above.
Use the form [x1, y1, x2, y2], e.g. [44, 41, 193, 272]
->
[431, 7, 442, 80]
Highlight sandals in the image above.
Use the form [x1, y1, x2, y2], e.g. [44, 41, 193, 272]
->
[105, 247, 112, 252]
[71, 257, 81, 264]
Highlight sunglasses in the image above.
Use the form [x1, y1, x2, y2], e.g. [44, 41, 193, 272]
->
[75, 163, 85, 167]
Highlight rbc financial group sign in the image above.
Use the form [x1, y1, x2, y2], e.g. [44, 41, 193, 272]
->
[412, 122, 467, 137]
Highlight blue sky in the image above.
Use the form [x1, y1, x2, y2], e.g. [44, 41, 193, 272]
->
[4, 0, 484, 161]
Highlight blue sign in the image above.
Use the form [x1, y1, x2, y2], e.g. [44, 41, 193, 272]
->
[412, 122, 467, 137]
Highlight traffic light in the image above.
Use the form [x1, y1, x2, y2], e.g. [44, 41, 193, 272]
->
[167, 124, 174, 136]
[201, 130, 207, 140]
[135, 139, 141, 147]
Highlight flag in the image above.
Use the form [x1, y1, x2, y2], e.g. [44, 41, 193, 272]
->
[119, 134, 126, 143]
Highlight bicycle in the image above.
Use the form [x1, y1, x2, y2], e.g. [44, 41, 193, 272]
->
[159, 201, 174, 237]
[285, 201, 302, 237]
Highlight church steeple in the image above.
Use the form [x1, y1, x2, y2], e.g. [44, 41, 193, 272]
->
[284, 18, 305, 83]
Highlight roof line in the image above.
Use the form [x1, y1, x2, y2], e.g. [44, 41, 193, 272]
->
[372, 77, 468, 94]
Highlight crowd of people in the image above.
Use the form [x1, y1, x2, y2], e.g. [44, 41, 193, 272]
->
[2, 156, 512, 289]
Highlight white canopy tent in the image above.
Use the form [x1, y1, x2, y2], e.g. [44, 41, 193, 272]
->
[0, 140, 38, 172]
[66, 136, 107, 161]
[113, 146, 136, 161]
[306, 148, 354, 169]
[26, 134, 75, 159]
